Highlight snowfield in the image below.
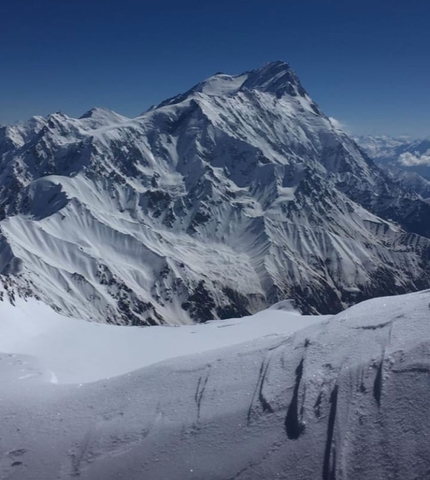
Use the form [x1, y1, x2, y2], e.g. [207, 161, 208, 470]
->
[0, 294, 324, 384]
[1, 289, 430, 479]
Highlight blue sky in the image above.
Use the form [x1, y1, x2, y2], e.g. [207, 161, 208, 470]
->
[1, 0, 429, 136]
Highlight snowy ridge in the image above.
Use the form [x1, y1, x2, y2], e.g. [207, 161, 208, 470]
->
[1, 62, 430, 324]
[1, 288, 430, 478]
[0, 291, 321, 384]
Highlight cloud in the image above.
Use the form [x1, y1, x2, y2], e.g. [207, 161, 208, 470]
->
[398, 151, 430, 166]
[328, 117, 347, 132]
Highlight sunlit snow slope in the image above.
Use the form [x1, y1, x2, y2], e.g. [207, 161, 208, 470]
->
[1, 61, 430, 324]
[1, 288, 430, 479]
[0, 292, 324, 384]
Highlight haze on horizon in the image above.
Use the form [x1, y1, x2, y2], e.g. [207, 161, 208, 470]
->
[1, 0, 429, 137]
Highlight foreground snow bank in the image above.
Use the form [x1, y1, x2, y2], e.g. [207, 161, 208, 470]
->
[1, 290, 430, 479]
[0, 294, 324, 384]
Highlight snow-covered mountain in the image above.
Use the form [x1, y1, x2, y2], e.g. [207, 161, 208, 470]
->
[1, 287, 430, 479]
[356, 135, 430, 196]
[355, 135, 413, 161]
[381, 166, 430, 200]
[1, 61, 430, 325]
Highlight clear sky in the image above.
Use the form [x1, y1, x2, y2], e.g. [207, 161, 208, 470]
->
[1, 0, 429, 136]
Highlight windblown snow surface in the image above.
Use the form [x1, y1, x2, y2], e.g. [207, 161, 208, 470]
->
[2, 62, 430, 325]
[1, 289, 430, 479]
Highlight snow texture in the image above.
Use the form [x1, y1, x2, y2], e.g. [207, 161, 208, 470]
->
[1, 287, 430, 479]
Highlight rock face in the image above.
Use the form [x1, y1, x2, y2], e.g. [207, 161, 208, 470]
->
[1, 61, 430, 324]
[2, 290, 430, 479]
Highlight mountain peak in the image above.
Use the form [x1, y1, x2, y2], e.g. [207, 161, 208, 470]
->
[80, 107, 118, 119]
[247, 60, 291, 75]
[242, 61, 306, 98]
[156, 61, 307, 109]
[196, 60, 305, 98]
[79, 107, 129, 125]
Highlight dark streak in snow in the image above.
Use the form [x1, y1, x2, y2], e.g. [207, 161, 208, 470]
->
[322, 384, 338, 480]
[373, 359, 383, 407]
[393, 363, 430, 373]
[195, 372, 209, 421]
[314, 392, 323, 419]
[247, 357, 274, 424]
[259, 361, 274, 414]
[285, 358, 305, 439]
[353, 320, 392, 331]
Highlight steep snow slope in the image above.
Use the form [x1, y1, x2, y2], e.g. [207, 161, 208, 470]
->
[1, 62, 430, 324]
[1, 289, 430, 479]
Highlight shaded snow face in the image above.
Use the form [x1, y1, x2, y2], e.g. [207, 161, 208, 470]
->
[1, 290, 430, 479]
[1, 62, 430, 325]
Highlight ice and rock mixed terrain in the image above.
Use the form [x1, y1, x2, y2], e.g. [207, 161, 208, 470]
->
[1, 286, 430, 479]
[1, 61, 430, 325]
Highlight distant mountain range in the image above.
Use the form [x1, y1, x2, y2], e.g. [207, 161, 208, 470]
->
[356, 135, 430, 198]
[1, 61, 430, 325]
